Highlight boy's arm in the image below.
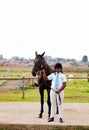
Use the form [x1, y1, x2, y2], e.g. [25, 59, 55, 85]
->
[42, 69, 49, 81]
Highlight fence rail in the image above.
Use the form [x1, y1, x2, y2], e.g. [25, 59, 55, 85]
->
[0, 76, 89, 80]
[0, 76, 89, 99]
[0, 77, 38, 99]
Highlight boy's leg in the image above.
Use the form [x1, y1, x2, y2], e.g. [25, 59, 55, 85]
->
[50, 90, 56, 118]
[57, 91, 64, 119]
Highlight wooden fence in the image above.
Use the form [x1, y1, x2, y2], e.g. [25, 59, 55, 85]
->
[0, 76, 89, 99]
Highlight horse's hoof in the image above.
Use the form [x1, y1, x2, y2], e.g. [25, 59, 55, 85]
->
[38, 114, 42, 118]
[48, 116, 50, 120]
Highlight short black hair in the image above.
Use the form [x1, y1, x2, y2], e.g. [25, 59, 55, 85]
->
[54, 63, 62, 69]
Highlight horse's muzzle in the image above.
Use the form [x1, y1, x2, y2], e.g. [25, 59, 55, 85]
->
[32, 71, 36, 76]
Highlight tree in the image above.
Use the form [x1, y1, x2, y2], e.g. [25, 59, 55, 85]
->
[0, 54, 3, 60]
[10, 56, 19, 60]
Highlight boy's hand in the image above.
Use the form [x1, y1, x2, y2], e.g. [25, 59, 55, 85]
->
[42, 69, 45, 73]
[56, 89, 60, 94]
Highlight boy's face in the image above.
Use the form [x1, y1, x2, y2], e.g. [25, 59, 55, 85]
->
[55, 67, 61, 72]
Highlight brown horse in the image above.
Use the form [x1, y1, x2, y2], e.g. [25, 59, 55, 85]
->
[32, 51, 58, 120]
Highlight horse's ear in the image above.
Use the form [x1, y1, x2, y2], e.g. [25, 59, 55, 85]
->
[35, 51, 37, 56]
[41, 52, 45, 56]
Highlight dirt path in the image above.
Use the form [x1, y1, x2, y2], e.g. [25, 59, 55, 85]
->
[0, 102, 89, 126]
[0, 80, 19, 92]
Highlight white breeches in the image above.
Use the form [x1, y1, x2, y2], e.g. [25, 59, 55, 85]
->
[50, 89, 64, 118]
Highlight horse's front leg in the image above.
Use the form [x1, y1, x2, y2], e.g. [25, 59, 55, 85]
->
[38, 88, 44, 118]
[47, 89, 51, 119]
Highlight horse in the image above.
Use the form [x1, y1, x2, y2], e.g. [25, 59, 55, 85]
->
[32, 51, 55, 119]
[32, 52, 58, 119]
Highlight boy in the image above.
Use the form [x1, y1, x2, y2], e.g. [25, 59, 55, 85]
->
[42, 63, 67, 123]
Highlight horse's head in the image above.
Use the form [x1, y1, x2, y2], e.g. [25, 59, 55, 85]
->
[32, 51, 45, 76]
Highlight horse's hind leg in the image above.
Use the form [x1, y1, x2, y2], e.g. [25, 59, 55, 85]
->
[38, 89, 44, 118]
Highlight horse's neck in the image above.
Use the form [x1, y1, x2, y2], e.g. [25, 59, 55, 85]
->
[44, 63, 54, 76]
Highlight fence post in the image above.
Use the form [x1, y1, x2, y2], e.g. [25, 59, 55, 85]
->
[87, 72, 89, 82]
[22, 77, 25, 99]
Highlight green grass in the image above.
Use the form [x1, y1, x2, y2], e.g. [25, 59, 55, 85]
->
[64, 80, 89, 102]
[0, 66, 32, 78]
[0, 67, 89, 102]
[0, 80, 89, 103]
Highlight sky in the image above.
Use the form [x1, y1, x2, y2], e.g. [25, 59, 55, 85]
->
[0, 0, 89, 61]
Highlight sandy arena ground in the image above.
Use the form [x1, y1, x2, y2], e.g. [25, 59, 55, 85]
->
[0, 102, 89, 126]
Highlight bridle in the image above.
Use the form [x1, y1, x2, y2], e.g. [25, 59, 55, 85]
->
[34, 57, 45, 71]
[32, 52, 49, 77]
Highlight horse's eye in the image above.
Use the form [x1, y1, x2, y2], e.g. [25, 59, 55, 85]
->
[34, 59, 38, 63]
